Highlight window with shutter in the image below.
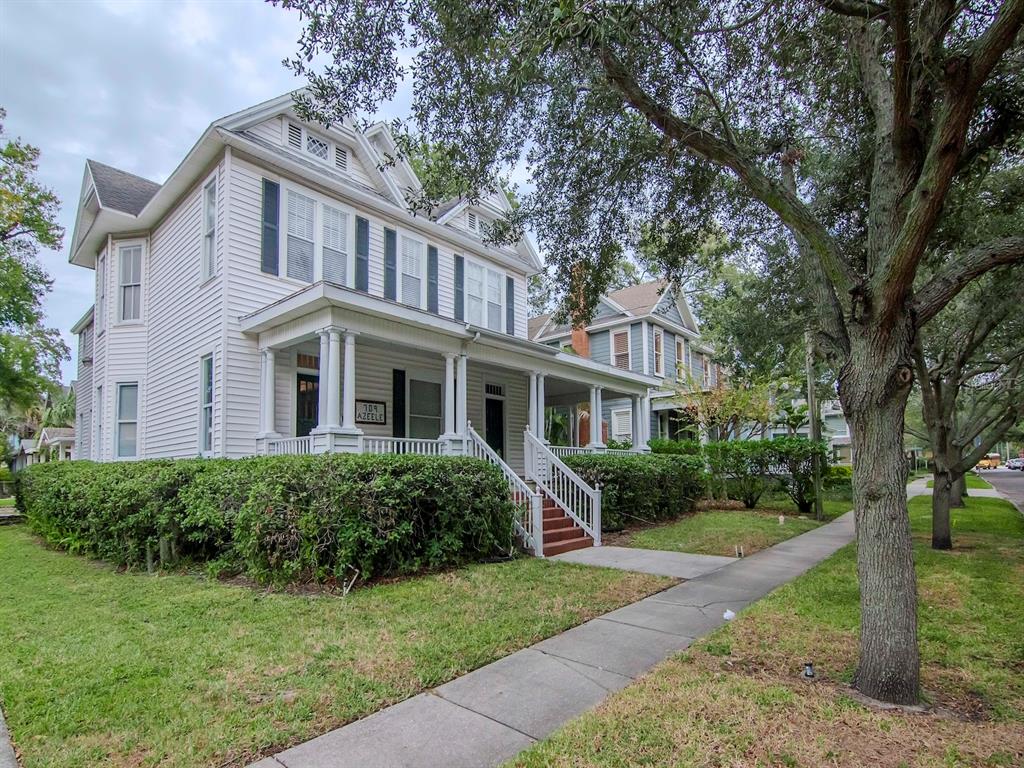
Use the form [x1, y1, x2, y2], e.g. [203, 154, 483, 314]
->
[260, 179, 280, 275]
[612, 330, 630, 370]
[400, 235, 424, 307]
[321, 204, 348, 284]
[486, 270, 502, 331]
[464, 260, 505, 331]
[286, 190, 315, 282]
[465, 262, 484, 326]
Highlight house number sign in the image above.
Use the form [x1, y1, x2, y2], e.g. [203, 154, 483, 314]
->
[355, 400, 387, 425]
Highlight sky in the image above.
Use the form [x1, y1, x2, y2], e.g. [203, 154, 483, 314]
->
[0, 0, 429, 383]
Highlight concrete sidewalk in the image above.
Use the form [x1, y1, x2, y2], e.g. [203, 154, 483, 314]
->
[250, 512, 855, 768]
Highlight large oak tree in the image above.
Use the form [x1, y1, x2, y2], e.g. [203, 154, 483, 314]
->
[278, 0, 1024, 703]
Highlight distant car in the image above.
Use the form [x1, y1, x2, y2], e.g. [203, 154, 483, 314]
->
[977, 453, 1002, 470]
[1007, 457, 1024, 471]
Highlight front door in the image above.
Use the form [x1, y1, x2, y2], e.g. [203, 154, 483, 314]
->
[485, 397, 505, 459]
[296, 373, 319, 437]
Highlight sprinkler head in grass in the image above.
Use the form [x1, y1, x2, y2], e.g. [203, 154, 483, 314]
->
[803, 662, 815, 679]
[779, 514, 785, 525]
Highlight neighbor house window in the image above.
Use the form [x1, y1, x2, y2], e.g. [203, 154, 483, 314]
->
[286, 190, 315, 282]
[118, 244, 142, 321]
[611, 408, 631, 441]
[653, 327, 664, 377]
[465, 260, 504, 332]
[115, 383, 138, 458]
[703, 355, 711, 388]
[202, 180, 216, 280]
[400, 234, 425, 308]
[200, 355, 213, 454]
[675, 338, 685, 377]
[612, 329, 630, 370]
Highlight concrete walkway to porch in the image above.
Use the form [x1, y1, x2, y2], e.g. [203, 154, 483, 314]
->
[249, 512, 856, 768]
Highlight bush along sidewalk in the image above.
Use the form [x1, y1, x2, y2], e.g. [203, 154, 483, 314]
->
[15, 454, 516, 585]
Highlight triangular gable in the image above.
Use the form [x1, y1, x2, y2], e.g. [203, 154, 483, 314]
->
[654, 288, 700, 334]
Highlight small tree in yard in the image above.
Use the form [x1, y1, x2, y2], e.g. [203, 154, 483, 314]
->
[766, 437, 828, 516]
[278, 0, 1024, 704]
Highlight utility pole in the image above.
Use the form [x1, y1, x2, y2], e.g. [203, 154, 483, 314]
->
[806, 330, 824, 521]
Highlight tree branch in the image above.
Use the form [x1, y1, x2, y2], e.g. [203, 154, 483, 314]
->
[913, 236, 1024, 324]
[816, 0, 890, 20]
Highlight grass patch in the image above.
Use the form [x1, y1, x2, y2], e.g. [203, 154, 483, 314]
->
[510, 495, 1024, 767]
[0, 497, 15, 507]
[926, 473, 993, 490]
[627, 509, 823, 557]
[0, 527, 670, 768]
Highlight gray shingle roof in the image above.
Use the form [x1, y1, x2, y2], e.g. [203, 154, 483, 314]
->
[605, 280, 668, 315]
[87, 160, 161, 216]
[527, 313, 551, 340]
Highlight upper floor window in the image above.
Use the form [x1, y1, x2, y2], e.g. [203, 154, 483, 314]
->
[702, 355, 711, 388]
[321, 203, 348, 284]
[200, 354, 213, 454]
[118, 244, 142, 322]
[202, 180, 216, 280]
[286, 121, 350, 174]
[97, 255, 107, 332]
[116, 383, 138, 458]
[653, 327, 664, 377]
[400, 234, 425, 307]
[675, 338, 684, 377]
[612, 329, 630, 370]
[464, 260, 504, 332]
[286, 190, 316, 283]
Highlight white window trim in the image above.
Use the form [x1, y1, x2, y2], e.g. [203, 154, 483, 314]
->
[278, 181, 358, 290]
[201, 175, 217, 282]
[115, 240, 145, 326]
[283, 121, 351, 176]
[397, 229, 429, 310]
[611, 328, 631, 371]
[463, 255, 506, 333]
[114, 382, 139, 460]
[611, 408, 632, 441]
[653, 327, 664, 377]
[199, 353, 214, 456]
[96, 254, 107, 335]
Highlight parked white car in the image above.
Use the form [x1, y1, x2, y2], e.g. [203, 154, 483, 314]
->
[1007, 457, 1024, 471]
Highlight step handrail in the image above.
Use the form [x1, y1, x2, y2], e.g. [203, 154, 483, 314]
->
[524, 428, 602, 545]
[466, 425, 544, 556]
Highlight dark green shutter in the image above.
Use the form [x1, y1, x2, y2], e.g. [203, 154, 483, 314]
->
[355, 217, 369, 292]
[260, 179, 279, 275]
[384, 228, 397, 300]
[505, 276, 515, 335]
[392, 369, 406, 438]
[427, 246, 439, 313]
[454, 255, 464, 321]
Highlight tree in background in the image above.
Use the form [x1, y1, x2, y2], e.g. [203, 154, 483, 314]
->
[279, 0, 1024, 704]
[0, 109, 67, 411]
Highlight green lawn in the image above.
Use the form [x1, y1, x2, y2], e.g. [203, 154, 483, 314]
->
[927, 472, 993, 489]
[624, 493, 852, 557]
[0, 497, 15, 507]
[511, 495, 1024, 767]
[0, 527, 670, 768]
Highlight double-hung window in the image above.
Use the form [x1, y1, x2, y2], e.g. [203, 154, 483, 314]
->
[200, 355, 213, 454]
[97, 256, 107, 332]
[653, 327, 664, 377]
[118, 244, 142, 322]
[702, 355, 711, 388]
[116, 383, 138, 458]
[286, 190, 316, 282]
[400, 234, 425, 308]
[202, 180, 216, 280]
[321, 204, 348, 284]
[611, 409, 631, 441]
[465, 260, 504, 332]
[675, 338, 685, 378]
[612, 329, 630, 370]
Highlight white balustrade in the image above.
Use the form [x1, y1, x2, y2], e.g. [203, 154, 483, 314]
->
[267, 436, 313, 455]
[524, 429, 602, 545]
[362, 436, 444, 455]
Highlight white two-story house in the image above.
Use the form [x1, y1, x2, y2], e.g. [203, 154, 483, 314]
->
[68, 92, 660, 556]
[529, 280, 719, 445]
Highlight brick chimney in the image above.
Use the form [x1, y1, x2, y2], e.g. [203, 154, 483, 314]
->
[571, 325, 590, 358]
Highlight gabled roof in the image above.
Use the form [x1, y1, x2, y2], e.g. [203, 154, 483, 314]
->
[528, 314, 552, 340]
[39, 427, 75, 444]
[605, 280, 668, 315]
[86, 160, 161, 216]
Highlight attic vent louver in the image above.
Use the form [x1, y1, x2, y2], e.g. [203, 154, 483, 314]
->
[467, 211, 478, 231]
[287, 122, 302, 149]
[335, 146, 348, 172]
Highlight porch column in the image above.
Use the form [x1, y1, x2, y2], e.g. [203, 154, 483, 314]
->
[317, 329, 330, 427]
[631, 394, 641, 448]
[588, 385, 605, 448]
[528, 372, 538, 436]
[442, 353, 457, 437]
[639, 394, 652, 451]
[257, 347, 280, 441]
[536, 373, 546, 440]
[456, 353, 468, 434]
[342, 331, 358, 430]
[325, 328, 342, 429]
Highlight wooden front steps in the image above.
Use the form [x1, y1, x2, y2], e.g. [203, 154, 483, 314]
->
[540, 496, 593, 557]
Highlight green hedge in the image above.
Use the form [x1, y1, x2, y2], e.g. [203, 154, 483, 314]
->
[562, 454, 706, 531]
[15, 455, 515, 584]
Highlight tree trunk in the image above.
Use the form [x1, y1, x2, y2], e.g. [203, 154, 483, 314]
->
[950, 474, 966, 507]
[840, 325, 920, 705]
[931, 471, 953, 550]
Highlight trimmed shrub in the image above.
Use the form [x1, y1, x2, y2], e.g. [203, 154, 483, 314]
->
[562, 454, 706, 531]
[648, 438, 702, 456]
[764, 437, 829, 515]
[15, 454, 515, 584]
[704, 441, 773, 508]
[823, 464, 853, 490]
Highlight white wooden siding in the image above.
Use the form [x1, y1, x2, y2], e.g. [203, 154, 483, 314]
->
[75, 323, 94, 459]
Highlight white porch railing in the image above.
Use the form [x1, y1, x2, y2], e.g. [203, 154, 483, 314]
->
[550, 445, 592, 458]
[467, 425, 544, 556]
[363, 436, 445, 455]
[524, 429, 601, 545]
[268, 436, 313, 455]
